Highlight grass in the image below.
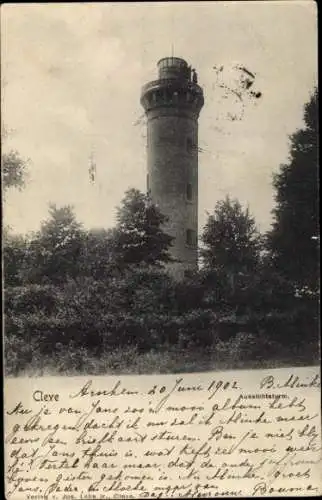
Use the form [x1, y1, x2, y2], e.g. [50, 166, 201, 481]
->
[6, 342, 319, 378]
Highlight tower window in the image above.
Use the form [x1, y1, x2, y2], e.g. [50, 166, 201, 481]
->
[186, 183, 193, 201]
[186, 229, 196, 246]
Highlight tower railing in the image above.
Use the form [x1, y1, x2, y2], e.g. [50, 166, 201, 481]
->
[141, 78, 203, 98]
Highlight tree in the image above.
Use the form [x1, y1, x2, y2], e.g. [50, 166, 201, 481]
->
[2, 150, 28, 192]
[25, 204, 85, 284]
[79, 228, 115, 280]
[110, 188, 174, 268]
[268, 89, 319, 293]
[2, 136, 29, 282]
[201, 196, 262, 285]
[3, 231, 29, 286]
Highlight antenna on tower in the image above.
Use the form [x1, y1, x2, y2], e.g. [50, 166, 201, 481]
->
[171, 11, 175, 57]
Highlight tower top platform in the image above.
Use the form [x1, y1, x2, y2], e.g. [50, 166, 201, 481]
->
[141, 57, 203, 115]
[157, 57, 189, 80]
[157, 56, 187, 67]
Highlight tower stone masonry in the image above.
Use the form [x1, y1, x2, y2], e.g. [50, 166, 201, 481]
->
[141, 57, 204, 279]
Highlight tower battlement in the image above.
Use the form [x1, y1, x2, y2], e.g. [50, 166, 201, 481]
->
[141, 57, 204, 119]
[141, 57, 204, 279]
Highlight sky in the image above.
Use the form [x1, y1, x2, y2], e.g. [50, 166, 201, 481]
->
[2, 1, 317, 236]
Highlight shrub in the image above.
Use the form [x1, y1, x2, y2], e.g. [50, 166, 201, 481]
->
[5, 285, 59, 315]
[4, 333, 40, 375]
[215, 331, 281, 364]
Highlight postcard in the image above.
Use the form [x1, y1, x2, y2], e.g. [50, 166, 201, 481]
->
[2, 2, 320, 498]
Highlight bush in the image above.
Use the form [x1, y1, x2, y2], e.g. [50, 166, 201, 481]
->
[4, 258, 318, 374]
[4, 333, 40, 376]
[5, 284, 59, 315]
[215, 331, 281, 364]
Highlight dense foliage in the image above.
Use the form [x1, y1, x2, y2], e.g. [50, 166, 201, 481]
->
[2, 150, 28, 193]
[200, 196, 263, 299]
[110, 189, 174, 268]
[268, 89, 319, 293]
[3, 91, 319, 375]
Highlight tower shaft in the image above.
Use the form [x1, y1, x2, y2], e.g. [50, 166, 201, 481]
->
[141, 57, 204, 278]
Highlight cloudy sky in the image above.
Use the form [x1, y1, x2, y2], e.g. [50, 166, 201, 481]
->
[2, 1, 317, 235]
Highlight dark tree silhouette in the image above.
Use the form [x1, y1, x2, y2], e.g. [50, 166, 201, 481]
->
[110, 188, 174, 268]
[268, 89, 319, 293]
[79, 228, 115, 280]
[3, 232, 29, 286]
[201, 196, 262, 281]
[25, 204, 85, 284]
[2, 150, 28, 192]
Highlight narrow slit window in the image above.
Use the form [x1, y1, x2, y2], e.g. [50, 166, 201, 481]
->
[147, 174, 150, 192]
[186, 183, 193, 201]
[187, 137, 193, 153]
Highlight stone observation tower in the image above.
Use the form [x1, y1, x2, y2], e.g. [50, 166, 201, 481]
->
[140, 57, 204, 278]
